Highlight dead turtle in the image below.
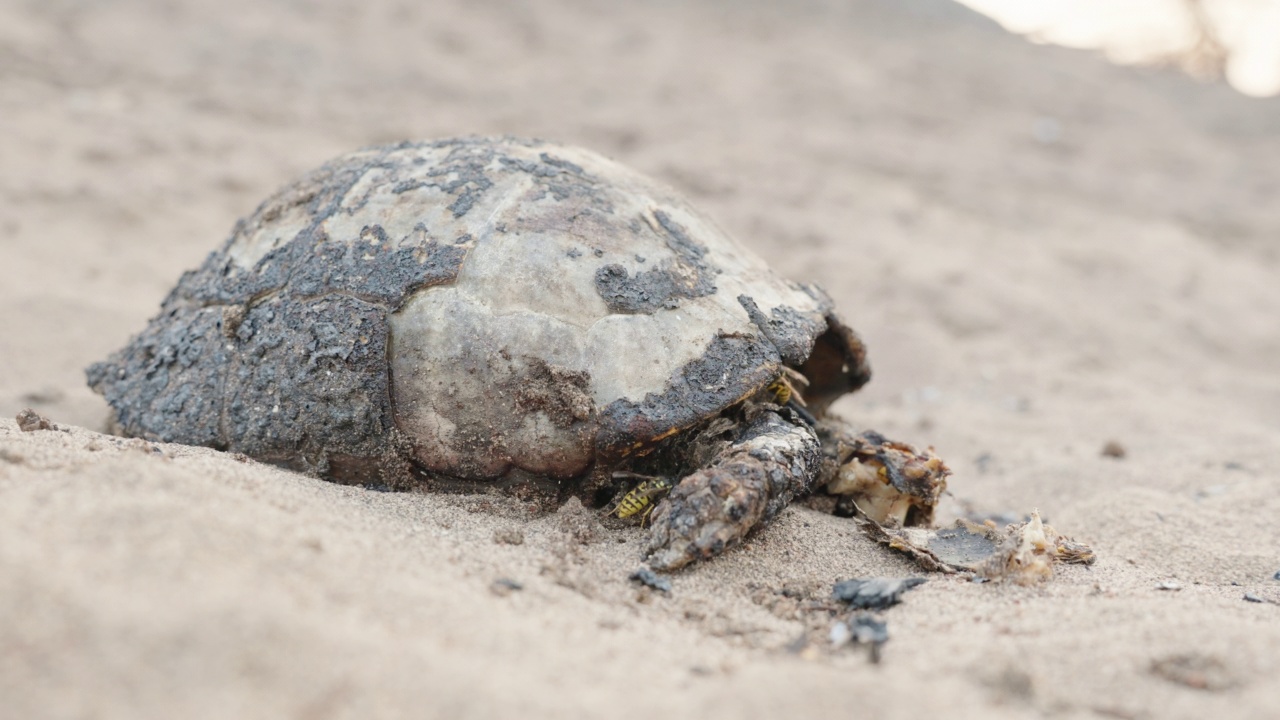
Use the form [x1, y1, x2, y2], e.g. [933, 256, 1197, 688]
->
[87, 136, 948, 570]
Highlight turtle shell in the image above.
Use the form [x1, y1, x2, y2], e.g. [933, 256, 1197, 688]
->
[88, 137, 869, 487]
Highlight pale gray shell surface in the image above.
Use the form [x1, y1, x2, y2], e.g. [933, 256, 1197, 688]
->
[88, 137, 868, 489]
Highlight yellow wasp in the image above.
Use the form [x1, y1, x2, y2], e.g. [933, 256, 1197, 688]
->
[765, 367, 817, 425]
[610, 473, 674, 527]
[766, 366, 809, 406]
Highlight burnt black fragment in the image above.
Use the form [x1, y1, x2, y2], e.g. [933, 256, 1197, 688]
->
[849, 614, 890, 663]
[491, 578, 524, 596]
[830, 613, 891, 662]
[629, 568, 672, 593]
[832, 577, 927, 610]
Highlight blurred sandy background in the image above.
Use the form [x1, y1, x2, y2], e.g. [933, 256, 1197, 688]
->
[2, 0, 1279, 718]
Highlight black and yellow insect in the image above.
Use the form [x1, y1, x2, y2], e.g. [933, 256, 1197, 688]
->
[611, 474, 674, 527]
[765, 368, 817, 426]
[766, 376, 796, 406]
[766, 366, 809, 406]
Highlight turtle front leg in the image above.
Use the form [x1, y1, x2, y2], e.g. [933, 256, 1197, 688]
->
[644, 408, 821, 570]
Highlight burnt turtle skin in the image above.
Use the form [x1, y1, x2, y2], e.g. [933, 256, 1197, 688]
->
[88, 137, 945, 570]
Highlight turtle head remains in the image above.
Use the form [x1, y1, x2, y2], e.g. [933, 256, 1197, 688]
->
[87, 136, 949, 570]
[820, 429, 949, 528]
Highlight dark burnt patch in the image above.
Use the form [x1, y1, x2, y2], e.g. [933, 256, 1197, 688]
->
[287, 225, 468, 308]
[737, 295, 829, 367]
[594, 263, 697, 313]
[167, 250, 276, 309]
[425, 141, 497, 218]
[175, 221, 466, 313]
[538, 152, 585, 175]
[363, 137, 558, 219]
[500, 150, 614, 211]
[223, 294, 393, 473]
[364, 138, 528, 218]
[176, 150, 387, 306]
[391, 138, 606, 219]
[594, 210, 717, 314]
[653, 210, 702, 259]
[86, 306, 229, 447]
[596, 332, 779, 458]
[499, 155, 570, 179]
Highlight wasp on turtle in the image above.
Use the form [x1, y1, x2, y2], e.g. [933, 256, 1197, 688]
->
[610, 473, 675, 526]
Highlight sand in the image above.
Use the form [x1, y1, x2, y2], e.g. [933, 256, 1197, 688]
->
[2, 0, 1279, 718]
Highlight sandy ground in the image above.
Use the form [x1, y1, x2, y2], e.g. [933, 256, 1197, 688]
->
[3, 0, 1280, 718]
